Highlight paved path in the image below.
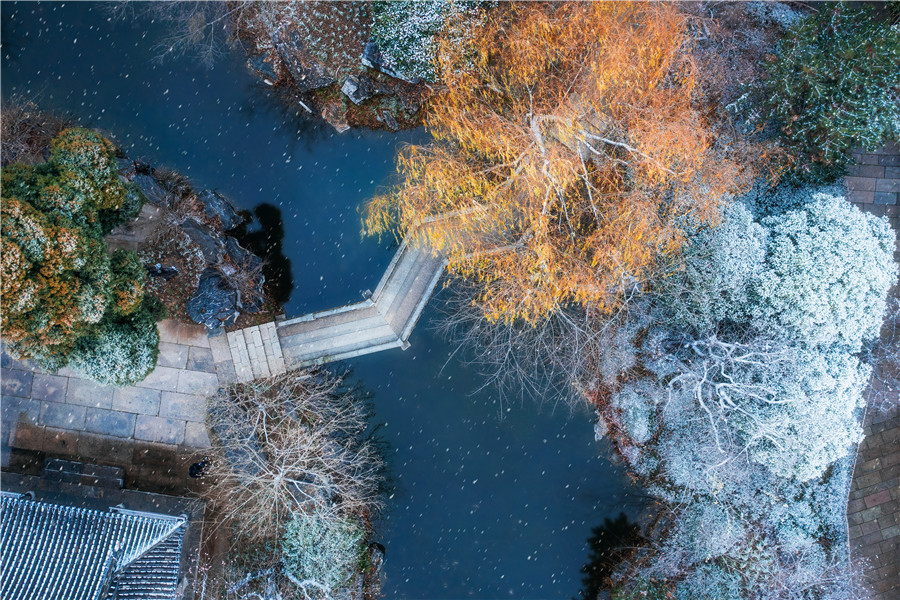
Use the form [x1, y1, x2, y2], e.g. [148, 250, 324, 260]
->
[845, 142, 899, 600]
[2, 320, 216, 470]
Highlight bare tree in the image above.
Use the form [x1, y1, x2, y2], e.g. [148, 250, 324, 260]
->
[110, 1, 254, 68]
[204, 370, 383, 544]
[435, 279, 644, 409]
[0, 97, 75, 166]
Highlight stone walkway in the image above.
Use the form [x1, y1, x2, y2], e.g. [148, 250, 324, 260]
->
[1, 320, 216, 472]
[846, 141, 900, 600]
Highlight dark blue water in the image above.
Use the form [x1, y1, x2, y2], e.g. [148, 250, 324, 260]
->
[2, 3, 640, 597]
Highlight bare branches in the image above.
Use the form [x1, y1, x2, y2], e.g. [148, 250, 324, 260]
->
[0, 97, 76, 166]
[110, 1, 251, 68]
[204, 370, 383, 544]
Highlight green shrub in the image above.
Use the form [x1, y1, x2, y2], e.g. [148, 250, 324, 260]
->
[281, 511, 366, 594]
[1, 127, 159, 384]
[762, 4, 900, 181]
[99, 182, 145, 234]
[68, 303, 159, 387]
[370, 1, 492, 82]
[109, 249, 147, 316]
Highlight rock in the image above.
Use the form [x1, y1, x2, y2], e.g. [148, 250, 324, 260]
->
[132, 174, 167, 206]
[594, 414, 609, 441]
[361, 41, 419, 84]
[146, 263, 179, 280]
[247, 51, 279, 82]
[224, 237, 266, 313]
[381, 110, 399, 132]
[181, 218, 225, 265]
[369, 542, 385, 573]
[186, 268, 239, 330]
[198, 189, 244, 231]
[341, 75, 389, 105]
[116, 157, 136, 179]
[272, 26, 335, 93]
[321, 97, 350, 133]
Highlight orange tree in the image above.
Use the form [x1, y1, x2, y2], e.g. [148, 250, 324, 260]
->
[1, 128, 155, 382]
[365, 2, 752, 324]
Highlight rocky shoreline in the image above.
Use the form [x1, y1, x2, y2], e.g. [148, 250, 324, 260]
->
[109, 157, 270, 331]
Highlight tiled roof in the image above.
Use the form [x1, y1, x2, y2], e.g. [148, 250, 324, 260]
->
[0, 494, 186, 600]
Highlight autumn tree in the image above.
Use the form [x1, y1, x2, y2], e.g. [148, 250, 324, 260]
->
[1, 127, 158, 384]
[366, 2, 751, 324]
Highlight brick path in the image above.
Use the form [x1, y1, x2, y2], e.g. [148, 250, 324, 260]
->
[847, 142, 900, 600]
[1, 320, 217, 473]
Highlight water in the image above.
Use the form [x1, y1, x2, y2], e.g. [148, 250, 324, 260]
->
[1, 3, 641, 597]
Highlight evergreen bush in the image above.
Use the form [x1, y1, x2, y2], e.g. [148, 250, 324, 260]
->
[1, 127, 158, 384]
[761, 3, 900, 181]
[68, 305, 159, 387]
[280, 511, 366, 594]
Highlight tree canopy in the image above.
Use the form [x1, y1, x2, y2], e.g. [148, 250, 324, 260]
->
[366, 2, 751, 323]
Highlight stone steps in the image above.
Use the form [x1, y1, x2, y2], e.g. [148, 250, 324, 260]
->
[223, 323, 287, 384]
[43, 458, 124, 489]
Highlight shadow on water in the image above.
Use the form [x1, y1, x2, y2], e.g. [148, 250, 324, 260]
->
[235, 203, 294, 308]
[576, 512, 643, 600]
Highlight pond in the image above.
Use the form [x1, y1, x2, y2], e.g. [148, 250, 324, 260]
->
[1, 3, 641, 597]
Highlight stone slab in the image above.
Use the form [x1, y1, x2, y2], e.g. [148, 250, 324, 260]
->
[65, 378, 113, 409]
[40, 402, 86, 429]
[135, 415, 185, 445]
[177, 322, 211, 348]
[186, 346, 216, 374]
[30, 374, 68, 404]
[157, 342, 189, 369]
[76, 433, 135, 465]
[159, 391, 207, 422]
[175, 370, 219, 396]
[157, 319, 181, 344]
[84, 408, 137, 438]
[184, 422, 212, 448]
[135, 365, 181, 392]
[1, 368, 33, 398]
[214, 360, 237, 386]
[2, 396, 41, 427]
[112, 387, 161, 415]
[208, 332, 232, 364]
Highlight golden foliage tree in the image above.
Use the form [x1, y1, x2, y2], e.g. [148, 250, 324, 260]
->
[366, 2, 752, 323]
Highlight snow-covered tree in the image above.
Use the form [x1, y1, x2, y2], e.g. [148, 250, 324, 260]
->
[281, 510, 366, 598]
[752, 192, 897, 351]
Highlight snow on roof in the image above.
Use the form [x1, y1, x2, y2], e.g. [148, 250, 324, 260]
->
[0, 493, 187, 600]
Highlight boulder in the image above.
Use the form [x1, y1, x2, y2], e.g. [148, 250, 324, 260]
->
[321, 97, 351, 133]
[198, 189, 244, 231]
[594, 413, 609, 441]
[272, 26, 335, 93]
[224, 237, 266, 313]
[116, 157, 136, 180]
[247, 51, 279, 82]
[341, 75, 389, 105]
[361, 41, 420, 84]
[132, 174, 167, 206]
[380, 110, 400, 132]
[186, 268, 239, 330]
[181, 218, 225, 265]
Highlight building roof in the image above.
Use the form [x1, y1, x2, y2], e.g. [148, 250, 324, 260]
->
[0, 493, 187, 600]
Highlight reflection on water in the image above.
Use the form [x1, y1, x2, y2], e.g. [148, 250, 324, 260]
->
[575, 512, 643, 600]
[2, 2, 642, 597]
[233, 203, 294, 307]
